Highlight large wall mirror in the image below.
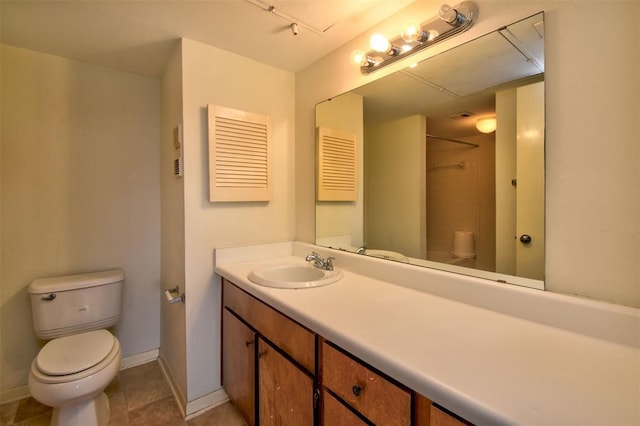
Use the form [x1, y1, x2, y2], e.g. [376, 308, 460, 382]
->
[315, 13, 545, 289]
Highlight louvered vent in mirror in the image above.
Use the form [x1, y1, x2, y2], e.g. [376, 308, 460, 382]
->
[208, 105, 271, 202]
[316, 127, 357, 201]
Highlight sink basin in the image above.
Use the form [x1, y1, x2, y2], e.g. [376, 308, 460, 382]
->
[248, 263, 343, 289]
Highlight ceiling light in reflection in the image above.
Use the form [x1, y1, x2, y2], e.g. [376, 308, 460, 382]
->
[476, 117, 497, 133]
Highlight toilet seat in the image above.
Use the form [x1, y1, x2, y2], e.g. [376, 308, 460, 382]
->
[31, 330, 120, 384]
[37, 330, 115, 375]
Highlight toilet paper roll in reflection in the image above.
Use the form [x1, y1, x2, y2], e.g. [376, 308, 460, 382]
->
[452, 231, 476, 259]
[164, 287, 185, 304]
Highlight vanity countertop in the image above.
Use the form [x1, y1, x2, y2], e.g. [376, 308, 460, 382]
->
[215, 245, 639, 425]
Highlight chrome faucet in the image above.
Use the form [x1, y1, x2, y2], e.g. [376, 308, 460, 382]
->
[355, 245, 367, 254]
[305, 252, 335, 271]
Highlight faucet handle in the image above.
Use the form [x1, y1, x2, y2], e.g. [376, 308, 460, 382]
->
[324, 257, 335, 271]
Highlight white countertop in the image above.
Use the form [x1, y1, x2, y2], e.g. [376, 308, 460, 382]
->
[215, 242, 640, 425]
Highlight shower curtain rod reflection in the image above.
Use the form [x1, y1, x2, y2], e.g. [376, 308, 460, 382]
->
[426, 134, 479, 148]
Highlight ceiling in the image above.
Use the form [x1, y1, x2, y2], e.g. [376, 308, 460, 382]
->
[0, 0, 415, 78]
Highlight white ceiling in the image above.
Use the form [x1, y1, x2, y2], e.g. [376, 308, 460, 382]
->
[0, 0, 415, 78]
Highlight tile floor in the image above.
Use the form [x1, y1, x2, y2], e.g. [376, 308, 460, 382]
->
[0, 361, 247, 426]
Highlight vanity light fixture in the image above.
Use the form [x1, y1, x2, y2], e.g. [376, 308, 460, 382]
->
[476, 117, 497, 133]
[352, 2, 478, 75]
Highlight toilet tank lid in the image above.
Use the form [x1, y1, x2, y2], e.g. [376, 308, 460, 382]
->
[29, 269, 125, 294]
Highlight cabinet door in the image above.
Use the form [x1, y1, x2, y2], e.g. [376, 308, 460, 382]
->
[258, 338, 314, 425]
[431, 406, 469, 426]
[222, 308, 256, 425]
[322, 389, 368, 426]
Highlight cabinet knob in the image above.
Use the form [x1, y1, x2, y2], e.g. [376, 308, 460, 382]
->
[352, 385, 362, 396]
[245, 340, 253, 347]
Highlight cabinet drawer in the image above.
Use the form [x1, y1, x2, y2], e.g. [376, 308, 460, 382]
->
[223, 279, 316, 373]
[322, 341, 411, 426]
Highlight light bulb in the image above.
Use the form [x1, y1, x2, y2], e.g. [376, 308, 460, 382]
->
[439, 4, 459, 24]
[401, 21, 423, 43]
[370, 33, 391, 53]
[351, 50, 368, 66]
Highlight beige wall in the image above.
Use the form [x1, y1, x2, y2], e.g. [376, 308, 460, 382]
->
[179, 38, 295, 401]
[0, 45, 161, 396]
[365, 115, 426, 258]
[296, 0, 640, 307]
[159, 43, 188, 405]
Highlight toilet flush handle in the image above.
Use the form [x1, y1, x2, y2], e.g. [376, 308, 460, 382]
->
[41, 293, 56, 301]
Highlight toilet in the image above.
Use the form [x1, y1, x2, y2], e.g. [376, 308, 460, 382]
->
[27, 269, 124, 426]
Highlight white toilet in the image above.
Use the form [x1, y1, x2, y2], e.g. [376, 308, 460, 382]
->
[27, 269, 124, 426]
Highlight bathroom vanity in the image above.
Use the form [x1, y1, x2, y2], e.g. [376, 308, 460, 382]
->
[215, 242, 639, 425]
[222, 278, 467, 425]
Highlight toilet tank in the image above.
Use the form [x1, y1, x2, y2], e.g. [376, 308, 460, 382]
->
[29, 269, 124, 339]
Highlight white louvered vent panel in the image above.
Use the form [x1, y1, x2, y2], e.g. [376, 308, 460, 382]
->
[208, 105, 271, 202]
[317, 127, 357, 201]
[215, 117, 268, 187]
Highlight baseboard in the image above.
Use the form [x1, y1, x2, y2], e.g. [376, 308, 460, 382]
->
[157, 353, 187, 417]
[120, 348, 159, 369]
[185, 388, 229, 420]
[0, 385, 30, 405]
[157, 353, 229, 419]
[1, 349, 160, 405]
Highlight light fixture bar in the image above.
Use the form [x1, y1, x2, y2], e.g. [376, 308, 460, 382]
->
[358, 2, 478, 75]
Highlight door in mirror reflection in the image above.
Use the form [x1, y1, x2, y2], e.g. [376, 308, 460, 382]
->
[515, 82, 545, 280]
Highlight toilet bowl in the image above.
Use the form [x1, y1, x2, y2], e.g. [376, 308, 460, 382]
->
[28, 330, 122, 426]
[27, 269, 125, 426]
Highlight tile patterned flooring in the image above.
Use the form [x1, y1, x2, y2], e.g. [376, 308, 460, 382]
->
[0, 361, 247, 426]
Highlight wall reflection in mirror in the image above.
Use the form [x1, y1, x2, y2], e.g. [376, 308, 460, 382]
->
[315, 13, 545, 290]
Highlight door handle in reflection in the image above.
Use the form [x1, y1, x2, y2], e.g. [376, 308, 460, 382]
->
[519, 234, 532, 244]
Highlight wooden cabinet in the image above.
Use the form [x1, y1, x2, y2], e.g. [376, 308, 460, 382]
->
[322, 340, 412, 425]
[257, 338, 314, 425]
[223, 278, 315, 372]
[222, 279, 472, 426]
[430, 405, 471, 426]
[222, 308, 256, 425]
[322, 389, 368, 425]
[222, 279, 316, 425]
